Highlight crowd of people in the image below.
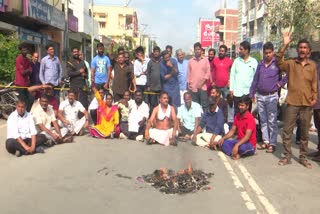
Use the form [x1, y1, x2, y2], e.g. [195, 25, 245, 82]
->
[7, 32, 320, 169]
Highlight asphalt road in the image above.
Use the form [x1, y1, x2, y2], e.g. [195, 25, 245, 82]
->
[0, 119, 319, 214]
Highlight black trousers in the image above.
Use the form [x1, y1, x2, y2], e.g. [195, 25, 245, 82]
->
[90, 109, 98, 125]
[16, 87, 34, 112]
[6, 134, 46, 155]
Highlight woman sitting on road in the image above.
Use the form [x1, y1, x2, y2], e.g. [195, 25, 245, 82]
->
[89, 85, 120, 138]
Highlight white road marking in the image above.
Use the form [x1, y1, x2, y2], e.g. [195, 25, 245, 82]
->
[236, 161, 279, 214]
[218, 152, 258, 212]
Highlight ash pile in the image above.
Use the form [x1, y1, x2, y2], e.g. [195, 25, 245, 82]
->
[142, 166, 214, 194]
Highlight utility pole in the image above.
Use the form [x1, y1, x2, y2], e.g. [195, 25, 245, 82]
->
[91, 0, 95, 60]
[64, 0, 69, 61]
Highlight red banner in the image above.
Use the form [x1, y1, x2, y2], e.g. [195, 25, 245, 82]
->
[200, 19, 220, 48]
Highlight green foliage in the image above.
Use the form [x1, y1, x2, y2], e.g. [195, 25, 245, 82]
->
[264, 0, 320, 44]
[250, 51, 262, 62]
[0, 34, 20, 83]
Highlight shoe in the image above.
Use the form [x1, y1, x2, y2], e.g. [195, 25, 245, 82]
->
[35, 146, 45, 154]
[119, 133, 128, 139]
[15, 150, 21, 157]
[135, 135, 144, 142]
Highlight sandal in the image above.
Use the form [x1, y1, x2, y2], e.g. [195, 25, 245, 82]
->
[146, 138, 155, 145]
[257, 143, 268, 150]
[266, 145, 276, 153]
[278, 157, 291, 166]
[299, 159, 312, 169]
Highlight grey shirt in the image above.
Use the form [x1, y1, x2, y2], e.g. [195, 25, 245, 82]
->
[146, 58, 162, 91]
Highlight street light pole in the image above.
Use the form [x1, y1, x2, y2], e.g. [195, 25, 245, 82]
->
[91, 0, 95, 60]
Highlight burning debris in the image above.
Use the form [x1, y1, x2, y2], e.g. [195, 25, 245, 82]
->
[141, 164, 214, 194]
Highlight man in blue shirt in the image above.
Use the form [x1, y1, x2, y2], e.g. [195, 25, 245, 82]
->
[193, 96, 224, 149]
[230, 41, 258, 114]
[177, 92, 202, 141]
[176, 49, 188, 105]
[91, 43, 112, 89]
[39, 44, 63, 103]
[249, 42, 287, 153]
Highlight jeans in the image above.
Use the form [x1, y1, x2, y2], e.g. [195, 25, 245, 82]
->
[6, 134, 46, 155]
[282, 105, 313, 160]
[256, 93, 278, 146]
[218, 86, 229, 99]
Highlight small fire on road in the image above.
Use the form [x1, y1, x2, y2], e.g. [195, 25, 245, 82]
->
[141, 163, 214, 194]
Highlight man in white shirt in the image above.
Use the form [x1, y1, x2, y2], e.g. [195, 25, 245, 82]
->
[134, 46, 150, 99]
[127, 90, 149, 141]
[6, 99, 46, 157]
[32, 94, 73, 144]
[58, 90, 89, 136]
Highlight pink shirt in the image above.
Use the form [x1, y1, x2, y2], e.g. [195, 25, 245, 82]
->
[187, 56, 211, 92]
[212, 57, 233, 87]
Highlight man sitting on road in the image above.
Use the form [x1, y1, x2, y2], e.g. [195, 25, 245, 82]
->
[145, 91, 178, 146]
[218, 95, 257, 160]
[6, 99, 46, 157]
[127, 90, 149, 141]
[57, 90, 89, 136]
[193, 96, 224, 149]
[177, 92, 203, 141]
[32, 93, 73, 144]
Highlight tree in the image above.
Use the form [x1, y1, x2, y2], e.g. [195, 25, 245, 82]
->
[263, 0, 320, 44]
[0, 34, 20, 83]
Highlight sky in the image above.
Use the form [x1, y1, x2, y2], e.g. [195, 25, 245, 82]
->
[94, 0, 238, 52]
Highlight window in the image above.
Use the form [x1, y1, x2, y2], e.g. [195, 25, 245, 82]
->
[99, 15, 106, 18]
[99, 22, 106, 28]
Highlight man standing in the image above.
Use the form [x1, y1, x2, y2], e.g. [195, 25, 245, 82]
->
[67, 47, 89, 109]
[6, 100, 46, 157]
[230, 41, 258, 114]
[134, 46, 150, 95]
[218, 95, 256, 160]
[187, 42, 211, 111]
[39, 44, 63, 102]
[30, 52, 41, 86]
[194, 96, 224, 148]
[160, 50, 180, 108]
[15, 44, 33, 111]
[176, 49, 188, 105]
[177, 92, 203, 141]
[212, 45, 233, 98]
[249, 42, 287, 153]
[277, 33, 318, 169]
[146, 46, 162, 112]
[32, 94, 73, 144]
[145, 92, 178, 146]
[91, 43, 112, 89]
[58, 90, 89, 136]
[127, 90, 149, 141]
[112, 52, 136, 102]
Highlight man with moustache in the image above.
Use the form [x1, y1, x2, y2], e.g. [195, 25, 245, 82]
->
[15, 44, 33, 111]
[249, 42, 288, 153]
[67, 47, 89, 109]
[230, 41, 258, 114]
[112, 52, 136, 102]
[32, 94, 73, 144]
[6, 99, 46, 157]
[91, 43, 112, 89]
[218, 95, 256, 160]
[211, 45, 233, 98]
[145, 92, 178, 146]
[58, 90, 89, 136]
[277, 33, 318, 169]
